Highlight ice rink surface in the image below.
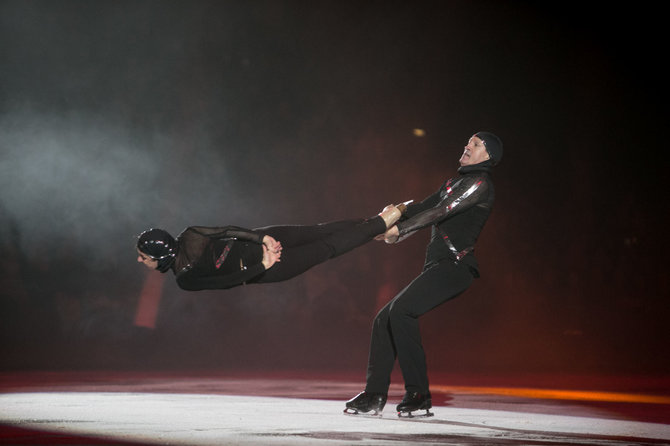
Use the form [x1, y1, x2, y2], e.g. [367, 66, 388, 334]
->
[1, 372, 669, 445]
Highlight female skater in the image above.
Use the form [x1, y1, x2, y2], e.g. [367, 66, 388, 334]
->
[136, 204, 405, 291]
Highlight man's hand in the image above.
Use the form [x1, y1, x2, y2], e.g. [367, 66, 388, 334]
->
[384, 226, 399, 244]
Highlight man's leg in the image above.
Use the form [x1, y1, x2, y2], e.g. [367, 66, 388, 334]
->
[364, 301, 398, 393]
[344, 299, 397, 415]
[388, 261, 474, 393]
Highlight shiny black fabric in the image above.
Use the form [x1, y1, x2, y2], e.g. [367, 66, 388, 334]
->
[396, 163, 494, 275]
[137, 228, 178, 273]
[474, 131, 503, 166]
[172, 225, 267, 291]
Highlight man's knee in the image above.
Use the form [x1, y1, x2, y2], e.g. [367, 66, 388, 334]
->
[372, 306, 389, 327]
[388, 300, 416, 324]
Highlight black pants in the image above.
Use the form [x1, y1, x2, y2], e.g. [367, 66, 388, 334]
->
[364, 259, 474, 394]
[253, 217, 386, 283]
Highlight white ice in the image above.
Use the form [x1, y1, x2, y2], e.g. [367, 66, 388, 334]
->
[1, 392, 669, 445]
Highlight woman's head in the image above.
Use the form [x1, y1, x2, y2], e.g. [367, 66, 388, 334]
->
[136, 228, 177, 272]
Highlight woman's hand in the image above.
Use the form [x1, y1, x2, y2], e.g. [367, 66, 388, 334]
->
[263, 235, 282, 253]
[261, 244, 281, 270]
[261, 235, 282, 269]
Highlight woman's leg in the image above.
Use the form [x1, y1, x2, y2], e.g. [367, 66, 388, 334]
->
[256, 219, 365, 248]
[254, 216, 386, 283]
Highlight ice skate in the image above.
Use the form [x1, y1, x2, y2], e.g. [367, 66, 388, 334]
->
[343, 391, 387, 416]
[396, 391, 433, 418]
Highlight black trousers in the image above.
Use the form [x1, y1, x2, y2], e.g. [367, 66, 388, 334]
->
[253, 217, 386, 283]
[364, 259, 475, 394]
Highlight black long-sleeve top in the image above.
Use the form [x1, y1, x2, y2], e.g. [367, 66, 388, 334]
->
[397, 164, 495, 274]
[171, 226, 267, 291]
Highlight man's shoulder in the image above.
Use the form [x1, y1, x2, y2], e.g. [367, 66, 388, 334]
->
[460, 171, 492, 186]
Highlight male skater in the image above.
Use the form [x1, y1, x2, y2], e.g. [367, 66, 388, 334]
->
[345, 131, 502, 417]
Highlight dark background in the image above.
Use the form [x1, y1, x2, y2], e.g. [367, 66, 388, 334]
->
[1, 1, 667, 380]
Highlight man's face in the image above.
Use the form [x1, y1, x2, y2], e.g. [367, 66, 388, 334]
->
[137, 249, 158, 270]
[459, 135, 490, 166]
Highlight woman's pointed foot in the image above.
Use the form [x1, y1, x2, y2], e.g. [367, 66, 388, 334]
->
[379, 200, 412, 228]
[379, 204, 401, 228]
[395, 200, 413, 216]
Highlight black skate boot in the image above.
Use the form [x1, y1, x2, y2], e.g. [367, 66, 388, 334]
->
[343, 391, 387, 416]
[396, 391, 433, 418]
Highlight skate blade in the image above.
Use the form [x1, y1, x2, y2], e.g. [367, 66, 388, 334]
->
[343, 407, 382, 417]
[397, 409, 434, 418]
